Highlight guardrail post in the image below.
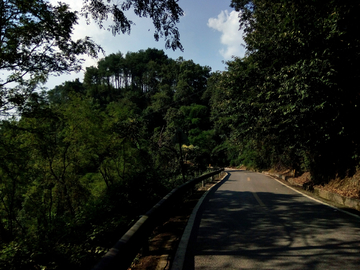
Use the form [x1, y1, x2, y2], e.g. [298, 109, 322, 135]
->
[92, 168, 224, 270]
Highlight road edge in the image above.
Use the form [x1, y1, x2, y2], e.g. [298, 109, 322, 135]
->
[170, 172, 229, 270]
[264, 173, 360, 220]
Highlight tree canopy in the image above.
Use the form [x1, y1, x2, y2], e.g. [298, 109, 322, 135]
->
[211, 0, 360, 179]
[81, 0, 184, 51]
[1, 0, 360, 268]
[0, 0, 184, 115]
[0, 48, 216, 269]
[0, 0, 101, 114]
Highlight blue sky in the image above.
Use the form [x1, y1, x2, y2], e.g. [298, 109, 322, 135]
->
[46, 0, 245, 89]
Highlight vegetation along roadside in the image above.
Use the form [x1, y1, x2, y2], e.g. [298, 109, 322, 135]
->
[1, 0, 360, 269]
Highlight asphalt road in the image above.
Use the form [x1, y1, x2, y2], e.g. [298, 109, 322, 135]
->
[183, 170, 360, 269]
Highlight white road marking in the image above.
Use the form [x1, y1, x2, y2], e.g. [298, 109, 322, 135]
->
[266, 174, 360, 220]
[252, 192, 266, 207]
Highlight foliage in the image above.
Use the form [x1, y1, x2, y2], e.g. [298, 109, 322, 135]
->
[0, 0, 207, 268]
[81, 0, 184, 50]
[211, 0, 360, 180]
[2, 1, 355, 267]
[0, 0, 102, 115]
[0, 0, 184, 116]
[0, 48, 217, 269]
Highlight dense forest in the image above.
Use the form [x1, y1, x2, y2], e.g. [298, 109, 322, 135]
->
[0, 47, 219, 269]
[1, 0, 360, 269]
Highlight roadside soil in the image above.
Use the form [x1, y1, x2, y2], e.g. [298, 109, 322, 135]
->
[267, 168, 360, 199]
[128, 174, 225, 270]
[316, 171, 360, 199]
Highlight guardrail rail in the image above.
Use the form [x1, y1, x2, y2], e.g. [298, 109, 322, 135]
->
[92, 168, 224, 270]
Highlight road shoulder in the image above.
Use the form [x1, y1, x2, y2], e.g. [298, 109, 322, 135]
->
[263, 172, 360, 219]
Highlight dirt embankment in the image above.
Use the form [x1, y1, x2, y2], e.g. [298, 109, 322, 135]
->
[268, 169, 360, 200]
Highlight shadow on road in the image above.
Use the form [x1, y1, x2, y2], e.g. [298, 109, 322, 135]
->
[184, 173, 360, 269]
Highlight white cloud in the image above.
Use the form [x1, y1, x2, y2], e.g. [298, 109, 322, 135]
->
[207, 10, 245, 59]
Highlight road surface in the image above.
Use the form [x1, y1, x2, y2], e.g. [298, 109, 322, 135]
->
[183, 170, 360, 269]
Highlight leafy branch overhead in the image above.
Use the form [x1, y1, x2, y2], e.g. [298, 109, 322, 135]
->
[0, 1, 103, 77]
[0, 0, 184, 115]
[0, 0, 103, 114]
[212, 0, 360, 180]
[81, 0, 184, 51]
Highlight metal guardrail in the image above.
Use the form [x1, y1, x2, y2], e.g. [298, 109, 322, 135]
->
[92, 168, 224, 270]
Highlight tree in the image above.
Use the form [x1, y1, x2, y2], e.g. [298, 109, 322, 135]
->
[81, 0, 184, 51]
[0, 0, 184, 116]
[173, 58, 211, 106]
[224, 0, 360, 180]
[47, 79, 86, 105]
[0, 0, 102, 115]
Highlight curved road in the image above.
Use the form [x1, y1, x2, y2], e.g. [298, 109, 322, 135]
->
[182, 170, 360, 269]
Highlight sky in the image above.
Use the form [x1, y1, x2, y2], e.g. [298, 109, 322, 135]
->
[46, 0, 246, 89]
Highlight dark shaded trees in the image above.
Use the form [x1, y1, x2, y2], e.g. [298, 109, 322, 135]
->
[212, 0, 360, 180]
[82, 49, 215, 173]
[0, 48, 217, 269]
